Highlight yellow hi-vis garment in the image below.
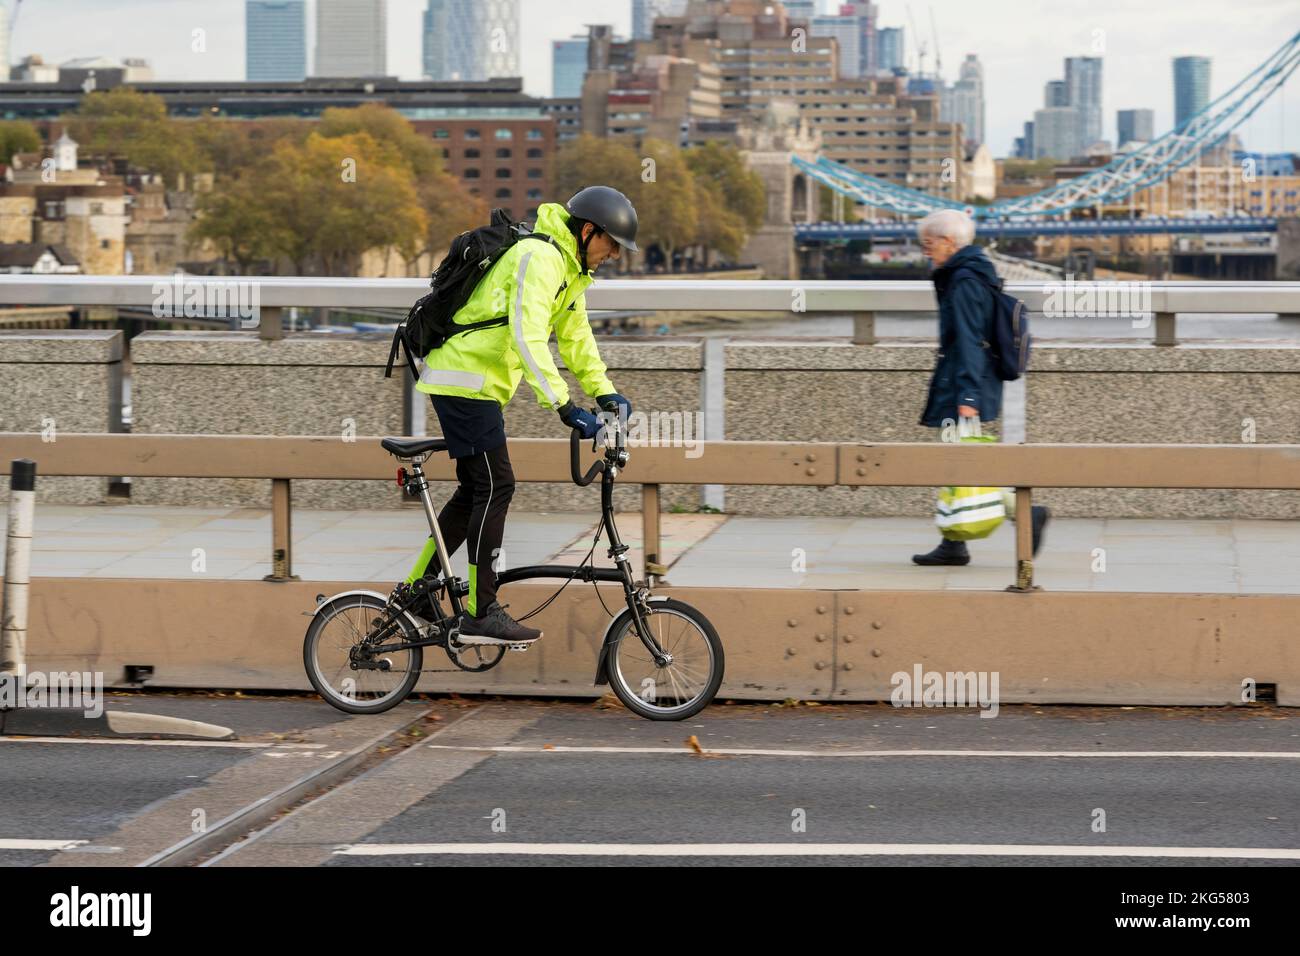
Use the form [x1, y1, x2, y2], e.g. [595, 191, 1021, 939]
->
[414, 202, 617, 409]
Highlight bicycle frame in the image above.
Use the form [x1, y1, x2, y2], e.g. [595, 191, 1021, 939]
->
[377, 416, 670, 680]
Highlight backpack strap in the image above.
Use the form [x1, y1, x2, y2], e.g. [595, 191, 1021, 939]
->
[385, 322, 422, 381]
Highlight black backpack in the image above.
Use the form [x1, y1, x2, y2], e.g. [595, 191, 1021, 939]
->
[955, 267, 1032, 381]
[385, 208, 559, 380]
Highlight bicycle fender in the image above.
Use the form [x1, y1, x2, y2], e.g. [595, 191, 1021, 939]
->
[308, 588, 429, 633]
[592, 596, 673, 686]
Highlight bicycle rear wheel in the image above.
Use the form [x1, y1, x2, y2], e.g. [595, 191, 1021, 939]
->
[604, 598, 724, 720]
[304, 592, 423, 715]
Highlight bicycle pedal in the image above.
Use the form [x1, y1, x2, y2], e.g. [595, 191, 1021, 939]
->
[506, 642, 532, 652]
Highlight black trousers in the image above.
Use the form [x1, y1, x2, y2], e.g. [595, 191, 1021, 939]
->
[427, 444, 515, 616]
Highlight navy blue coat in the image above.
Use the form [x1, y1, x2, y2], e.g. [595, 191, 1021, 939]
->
[919, 244, 1004, 427]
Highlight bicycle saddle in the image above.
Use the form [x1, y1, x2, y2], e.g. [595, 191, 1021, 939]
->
[380, 436, 449, 458]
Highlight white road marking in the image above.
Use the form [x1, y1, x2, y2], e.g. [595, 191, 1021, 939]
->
[333, 842, 1300, 860]
[423, 744, 1300, 759]
[0, 838, 89, 851]
[0, 737, 323, 749]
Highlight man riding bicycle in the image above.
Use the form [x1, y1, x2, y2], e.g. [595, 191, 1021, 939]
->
[393, 186, 639, 647]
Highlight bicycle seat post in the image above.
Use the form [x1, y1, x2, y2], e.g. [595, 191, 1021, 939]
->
[405, 455, 458, 598]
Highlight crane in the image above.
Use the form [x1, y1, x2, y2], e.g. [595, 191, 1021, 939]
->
[929, 5, 941, 80]
[905, 3, 927, 77]
[9, 0, 21, 34]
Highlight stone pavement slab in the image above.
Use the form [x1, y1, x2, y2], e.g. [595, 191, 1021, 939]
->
[2, 504, 1297, 594]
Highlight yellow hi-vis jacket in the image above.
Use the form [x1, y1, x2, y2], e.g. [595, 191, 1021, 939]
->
[414, 202, 617, 410]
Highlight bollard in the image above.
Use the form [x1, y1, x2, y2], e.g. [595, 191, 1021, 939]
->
[1, 459, 35, 676]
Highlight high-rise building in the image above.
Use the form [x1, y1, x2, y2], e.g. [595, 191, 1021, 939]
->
[1032, 106, 1082, 160]
[246, 1, 306, 82]
[315, 0, 386, 77]
[552, 37, 588, 98]
[839, 1, 878, 76]
[1117, 108, 1154, 145]
[632, 0, 688, 41]
[425, 0, 519, 82]
[1173, 55, 1211, 128]
[941, 53, 985, 149]
[811, 13, 861, 79]
[1044, 79, 1067, 107]
[1065, 55, 1102, 146]
[1016, 120, 1035, 159]
[875, 26, 903, 73]
[783, 0, 817, 20]
[422, 0, 446, 79]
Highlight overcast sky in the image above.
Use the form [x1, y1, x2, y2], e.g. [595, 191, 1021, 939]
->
[9, 0, 1299, 156]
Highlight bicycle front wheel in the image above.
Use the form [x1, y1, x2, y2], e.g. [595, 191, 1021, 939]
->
[604, 598, 724, 720]
[304, 592, 423, 715]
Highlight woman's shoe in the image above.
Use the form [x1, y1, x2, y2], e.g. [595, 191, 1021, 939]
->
[911, 539, 971, 566]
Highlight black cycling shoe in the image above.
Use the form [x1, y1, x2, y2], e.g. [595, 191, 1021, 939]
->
[912, 538, 971, 566]
[457, 602, 542, 645]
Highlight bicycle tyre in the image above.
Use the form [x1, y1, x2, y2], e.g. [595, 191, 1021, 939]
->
[304, 592, 423, 715]
[604, 598, 724, 721]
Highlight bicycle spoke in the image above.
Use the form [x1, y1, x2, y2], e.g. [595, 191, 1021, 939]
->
[308, 595, 422, 708]
[610, 605, 719, 713]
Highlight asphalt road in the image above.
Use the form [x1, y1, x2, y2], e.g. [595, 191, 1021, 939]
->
[7, 693, 1290, 869]
[3, 694, 1295, 868]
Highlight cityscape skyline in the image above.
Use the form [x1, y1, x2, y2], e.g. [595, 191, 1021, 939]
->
[2, 0, 1297, 156]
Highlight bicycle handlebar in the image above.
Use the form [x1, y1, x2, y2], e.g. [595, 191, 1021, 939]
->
[569, 401, 628, 486]
[570, 427, 605, 487]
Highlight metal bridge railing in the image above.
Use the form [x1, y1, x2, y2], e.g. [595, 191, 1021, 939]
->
[2, 275, 1299, 346]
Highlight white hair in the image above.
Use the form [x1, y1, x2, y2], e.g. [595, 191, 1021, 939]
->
[917, 209, 976, 247]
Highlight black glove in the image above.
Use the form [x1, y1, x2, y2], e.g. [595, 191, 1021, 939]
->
[596, 392, 632, 419]
[558, 401, 601, 439]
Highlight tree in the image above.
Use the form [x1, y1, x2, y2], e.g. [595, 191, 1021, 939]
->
[0, 121, 41, 165]
[690, 184, 748, 266]
[190, 173, 278, 274]
[318, 103, 441, 179]
[190, 117, 310, 179]
[192, 131, 427, 275]
[408, 171, 486, 276]
[318, 103, 483, 274]
[553, 134, 644, 201]
[263, 131, 427, 275]
[636, 139, 698, 272]
[554, 134, 645, 270]
[685, 141, 766, 264]
[66, 88, 199, 186]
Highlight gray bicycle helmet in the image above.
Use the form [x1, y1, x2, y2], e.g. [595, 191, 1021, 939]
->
[566, 186, 640, 253]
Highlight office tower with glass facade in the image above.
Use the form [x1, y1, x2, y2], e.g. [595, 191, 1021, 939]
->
[1065, 55, 1102, 146]
[1173, 55, 1210, 128]
[1117, 108, 1154, 145]
[315, 0, 386, 77]
[247, 1, 306, 81]
[875, 26, 903, 73]
[425, 0, 519, 82]
[552, 37, 588, 98]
